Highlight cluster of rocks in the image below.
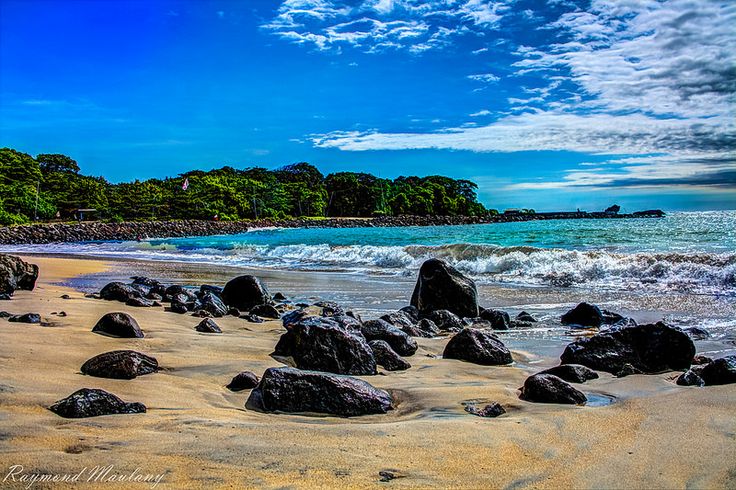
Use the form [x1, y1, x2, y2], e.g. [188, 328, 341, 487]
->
[12, 253, 729, 420]
[0, 210, 664, 245]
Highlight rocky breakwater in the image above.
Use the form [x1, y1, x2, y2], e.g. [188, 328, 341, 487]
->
[0, 210, 664, 245]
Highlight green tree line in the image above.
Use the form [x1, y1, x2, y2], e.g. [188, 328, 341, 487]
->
[0, 148, 489, 225]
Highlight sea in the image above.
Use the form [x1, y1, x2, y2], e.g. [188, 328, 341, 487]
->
[4, 210, 735, 359]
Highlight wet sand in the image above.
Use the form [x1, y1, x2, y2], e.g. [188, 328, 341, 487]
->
[1, 256, 735, 489]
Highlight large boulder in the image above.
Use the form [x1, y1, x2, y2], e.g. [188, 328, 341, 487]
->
[538, 364, 599, 384]
[560, 302, 604, 327]
[443, 328, 513, 366]
[49, 388, 146, 418]
[80, 350, 158, 379]
[361, 319, 418, 356]
[560, 322, 694, 374]
[246, 367, 392, 417]
[92, 312, 144, 338]
[278, 318, 377, 375]
[0, 254, 38, 295]
[519, 374, 587, 404]
[99, 282, 140, 302]
[221, 275, 271, 311]
[410, 258, 478, 318]
[369, 340, 411, 371]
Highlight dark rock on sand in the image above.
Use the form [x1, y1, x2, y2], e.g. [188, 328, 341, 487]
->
[410, 258, 479, 318]
[246, 367, 392, 417]
[273, 292, 287, 302]
[479, 308, 510, 330]
[284, 318, 377, 375]
[226, 371, 260, 391]
[250, 303, 280, 319]
[361, 319, 418, 357]
[443, 328, 513, 365]
[519, 374, 587, 405]
[380, 311, 415, 330]
[538, 364, 599, 384]
[242, 313, 264, 323]
[196, 318, 222, 333]
[61, 294, 71, 299]
[0, 311, 10, 318]
[369, 340, 411, 371]
[0, 254, 39, 295]
[699, 355, 736, 385]
[200, 292, 228, 317]
[676, 369, 705, 387]
[80, 350, 158, 379]
[561, 302, 604, 328]
[8, 313, 41, 324]
[169, 302, 188, 314]
[402, 318, 439, 338]
[683, 327, 711, 341]
[464, 402, 506, 418]
[0, 293, 10, 300]
[427, 309, 464, 332]
[99, 282, 139, 302]
[221, 275, 271, 311]
[399, 305, 420, 323]
[126, 296, 155, 307]
[516, 311, 537, 323]
[616, 363, 644, 377]
[49, 388, 146, 418]
[92, 312, 144, 338]
[227, 307, 240, 317]
[560, 322, 694, 374]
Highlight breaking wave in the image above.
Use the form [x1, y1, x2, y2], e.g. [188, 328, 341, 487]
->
[6, 241, 735, 296]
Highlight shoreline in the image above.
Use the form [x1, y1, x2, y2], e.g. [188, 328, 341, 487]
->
[0, 211, 664, 245]
[1, 255, 734, 488]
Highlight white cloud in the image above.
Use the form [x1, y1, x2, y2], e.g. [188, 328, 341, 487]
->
[467, 73, 500, 83]
[263, 0, 513, 53]
[469, 109, 491, 117]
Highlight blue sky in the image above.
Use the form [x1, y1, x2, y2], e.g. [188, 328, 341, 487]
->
[1, 0, 734, 211]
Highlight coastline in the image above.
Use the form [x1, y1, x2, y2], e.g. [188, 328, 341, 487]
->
[1, 255, 734, 488]
[0, 210, 664, 245]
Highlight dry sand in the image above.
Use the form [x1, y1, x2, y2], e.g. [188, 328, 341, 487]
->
[0, 256, 734, 489]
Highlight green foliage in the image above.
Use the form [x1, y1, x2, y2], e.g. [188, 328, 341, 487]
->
[0, 149, 489, 223]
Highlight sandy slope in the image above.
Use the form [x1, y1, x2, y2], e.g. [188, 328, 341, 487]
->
[0, 256, 734, 489]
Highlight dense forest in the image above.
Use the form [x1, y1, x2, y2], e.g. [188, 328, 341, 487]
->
[0, 148, 490, 225]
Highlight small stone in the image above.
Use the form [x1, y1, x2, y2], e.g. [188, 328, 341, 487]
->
[615, 363, 643, 378]
[241, 313, 264, 323]
[92, 312, 144, 338]
[464, 402, 506, 418]
[226, 371, 259, 391]
[519, 374, 587, 405]
[49, 388, 146, 418]
[250, 303, 280, 319]
[369, 340, 411, 371]
[676, 370, 705, 387]
[196, 318, 222, 333]
[539, 364, 599, 384]
[8, 313, 41, 324]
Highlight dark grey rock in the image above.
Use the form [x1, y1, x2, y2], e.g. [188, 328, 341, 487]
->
[410, 258, 479, 318]
[676, 369, 705, 387]
[8, 313, 41, 324]
[443, 328, 513, 366]
[201, 292, 228, 317]
[369, 340, 411, 371]
[560, 321, 695, 374]
[516, 311, 537, 323]
[99, 282, 139, 302]
[683, 327, 711, 341]
[226, 371, 259, 391]
[361, 319, 418, 356]
[246, 367, 392, 417]
[538, 364, 599, 384]
[0, 254, 38, 295]
[465, 402, 506, 417]
[561, 302, 603, 327]
[221, 275, 271, 311]
[250, 303, 280, 319]
[699, 355, 736, 385]
[81, 350, 158, 379]
[92, 312, 144, 338]
[427, 309, 464, 332]
[49, 388, 146, 418]
[196, 318, 222, 333]
[479, 308, 510, 330]
[519, 374, 587, 404]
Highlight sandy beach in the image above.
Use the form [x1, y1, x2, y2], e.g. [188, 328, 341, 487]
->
[0, 255, 733, 489]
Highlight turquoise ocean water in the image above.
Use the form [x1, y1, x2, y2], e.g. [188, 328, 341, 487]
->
[6, 211, 735, 297]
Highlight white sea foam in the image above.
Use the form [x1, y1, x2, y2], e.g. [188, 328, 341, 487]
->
[4, 241, 734, 296]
